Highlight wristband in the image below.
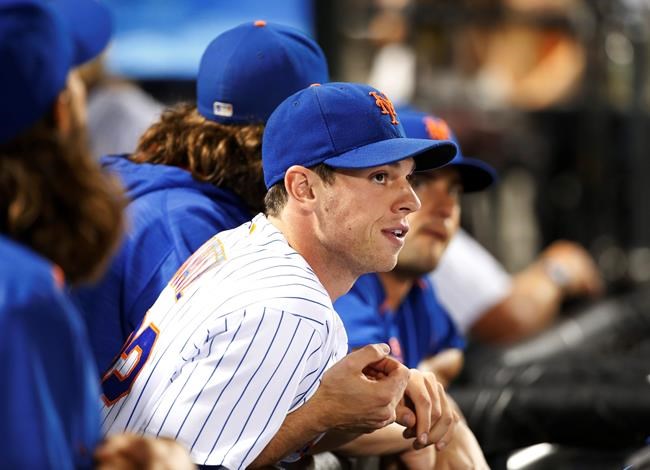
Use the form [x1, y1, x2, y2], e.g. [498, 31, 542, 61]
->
[542, 259, 571, 290]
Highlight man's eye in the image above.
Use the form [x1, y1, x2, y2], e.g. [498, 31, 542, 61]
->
[408, 175, 425, 188]
[372, 173, 387, 183]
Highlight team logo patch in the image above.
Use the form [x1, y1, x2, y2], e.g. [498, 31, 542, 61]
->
[213, 101, 234, 117]
[170, 236, 227, 300]
[369, 91, 399, 125]
[423, 116, 451, 140]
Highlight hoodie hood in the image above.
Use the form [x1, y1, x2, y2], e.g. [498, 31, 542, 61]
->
[101, 154, 248, 208]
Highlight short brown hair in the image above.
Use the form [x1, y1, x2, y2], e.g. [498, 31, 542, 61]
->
[264, 163, 336, 217]
[0, 112, 126, 285]
[132, 103, 266, 214]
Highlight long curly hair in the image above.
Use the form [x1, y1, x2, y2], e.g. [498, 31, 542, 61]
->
[132, 103, 266, 214]
[0, 111, 126, 285]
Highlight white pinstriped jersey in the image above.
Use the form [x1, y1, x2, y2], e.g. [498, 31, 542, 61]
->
[100, 214, 348, 469]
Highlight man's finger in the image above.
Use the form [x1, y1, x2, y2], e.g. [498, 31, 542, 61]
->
[364, 355, 405, 377]
[347, 343, 391, 369]
[395, 401, 416, 430]
[405, 371, 433, 447]
[427, 383, 455, 447]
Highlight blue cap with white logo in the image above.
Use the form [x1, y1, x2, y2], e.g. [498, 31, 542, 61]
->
[197, 20, 329, 125]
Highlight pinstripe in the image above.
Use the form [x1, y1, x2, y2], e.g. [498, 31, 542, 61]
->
[203, 311, 289, 462]
[235, 327, 317, 468]
[142, 315, 227, 434]
[290, 349, 336, 409]
[181, 310, 253, 443]
[119, 310, 237, 431]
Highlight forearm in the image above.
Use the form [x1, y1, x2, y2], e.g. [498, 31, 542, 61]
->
[334, 423, 415, 457]
[249, 400, 328, 468]
[471, 261, 562, 343]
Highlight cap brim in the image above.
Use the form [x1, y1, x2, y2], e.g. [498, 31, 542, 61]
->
[323, 137, 457, 172]
[452, 157, 497, 192]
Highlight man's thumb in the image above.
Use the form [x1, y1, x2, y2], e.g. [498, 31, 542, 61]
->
[349, 343, 390, 367]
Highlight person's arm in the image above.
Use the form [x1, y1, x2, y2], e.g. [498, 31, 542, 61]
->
[329, 424, 438, 470]
[328, 395, 487, 470]
[432, 420, 489, 470]
[471, 240, 604, 343]
[250, 344, 411, 468]
[253, 349, 460, 466]
[333, 423, 416, 456]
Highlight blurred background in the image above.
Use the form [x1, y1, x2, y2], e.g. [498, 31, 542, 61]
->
[101, 0, 650, 295]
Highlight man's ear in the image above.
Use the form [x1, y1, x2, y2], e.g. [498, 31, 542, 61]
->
[52, 87, 72, 136]
[284, 165, 317, 207]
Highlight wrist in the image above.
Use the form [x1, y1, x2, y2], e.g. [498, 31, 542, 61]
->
[301, 390, 334, 434]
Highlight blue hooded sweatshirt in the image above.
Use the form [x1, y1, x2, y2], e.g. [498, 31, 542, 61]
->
[72, 154, 251, 372]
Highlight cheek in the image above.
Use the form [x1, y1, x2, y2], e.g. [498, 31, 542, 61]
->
[451, 206, 461, 230]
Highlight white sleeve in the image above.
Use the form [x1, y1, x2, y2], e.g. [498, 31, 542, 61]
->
[430, 229, 513, 333]
[143, 305, 336, 469]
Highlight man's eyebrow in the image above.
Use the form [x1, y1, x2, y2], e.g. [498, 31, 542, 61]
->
[387, 159, 417, 174]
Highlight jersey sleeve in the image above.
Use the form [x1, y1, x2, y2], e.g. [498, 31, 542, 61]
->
[430, 228, 513, 333]
[142, 305, 334, 469]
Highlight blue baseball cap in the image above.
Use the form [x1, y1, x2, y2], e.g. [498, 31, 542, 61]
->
[197, 20, 329, 125]
[262, 83, 458, 189]
[0, 0, 72, 144]
[0, 0, 112, 145]
[50, 0, 113, 66]
[399, 110, 497, 192]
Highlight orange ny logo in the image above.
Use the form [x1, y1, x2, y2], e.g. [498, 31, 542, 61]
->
[423, 116, 451, 141]
[369, 91, 399, 125]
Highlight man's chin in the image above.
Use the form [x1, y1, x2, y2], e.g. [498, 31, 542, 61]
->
[377, 259, 399, 273]
[393, 259, 437, 279]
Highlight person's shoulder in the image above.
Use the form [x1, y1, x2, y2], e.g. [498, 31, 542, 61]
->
[0, 237, 81, 334]
[0, 237, 59, 301]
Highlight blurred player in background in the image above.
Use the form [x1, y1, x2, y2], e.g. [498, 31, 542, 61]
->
[0, 1, 193, 468]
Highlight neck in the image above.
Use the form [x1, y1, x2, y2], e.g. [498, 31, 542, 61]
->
[377, 270, 416, 311]
[267, 213, 357, 301]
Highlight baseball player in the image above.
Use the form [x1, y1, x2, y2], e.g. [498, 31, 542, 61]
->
[0, 0, 111, 467]
[333, 110, 496, 468]
[72, 20, 332, 374]
[100, 82, 459, 468]
[0, 1, 195, 468]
